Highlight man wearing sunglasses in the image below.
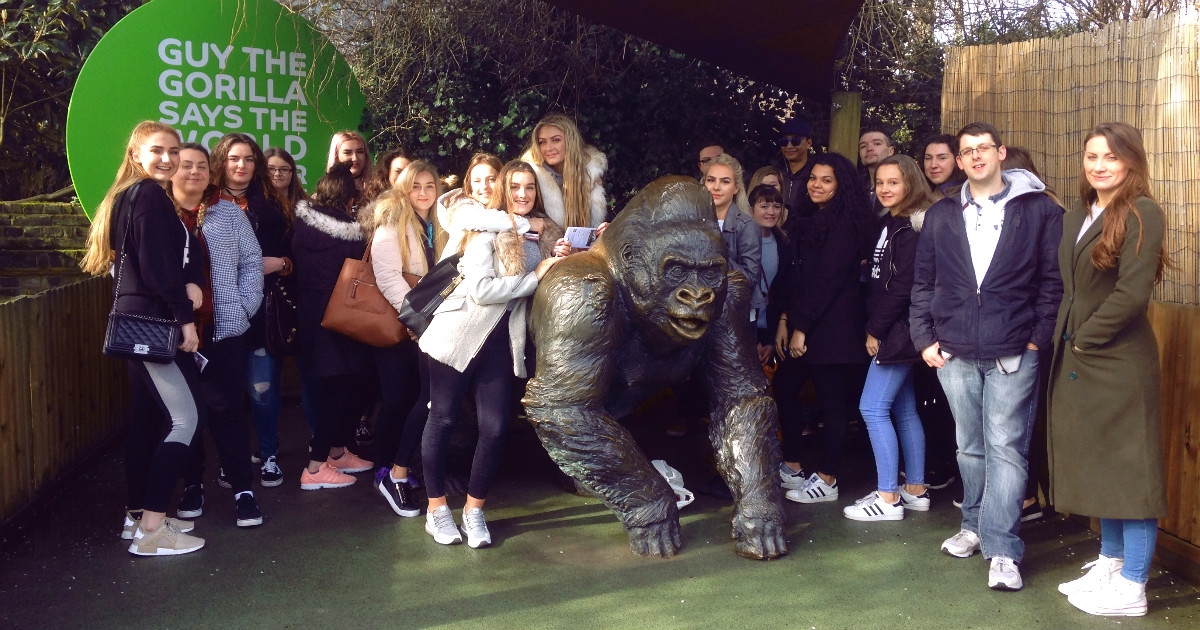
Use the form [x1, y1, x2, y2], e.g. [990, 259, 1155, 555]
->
[909, 121, 1063, 593]
[775, 117, 815, 213]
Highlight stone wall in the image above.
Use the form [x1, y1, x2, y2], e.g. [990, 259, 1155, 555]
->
[0, 202, 90, 298]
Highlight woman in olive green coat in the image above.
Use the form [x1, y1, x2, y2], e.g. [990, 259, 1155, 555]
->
[1047, 123, 1170, 618]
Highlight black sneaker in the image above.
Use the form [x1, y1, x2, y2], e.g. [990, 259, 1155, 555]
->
[217, 468, 231, 489]
[235, 493, 263, 527]
[177, 484, 205, 519]
[355, 419, 374, 446]
[260, 455, 284, 488]
[925, 469, 957, 490]
[374, 467, 420, 517]
[1020, 501, 1046, 523]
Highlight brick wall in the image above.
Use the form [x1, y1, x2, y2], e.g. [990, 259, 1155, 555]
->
[0, 202, 90, 298]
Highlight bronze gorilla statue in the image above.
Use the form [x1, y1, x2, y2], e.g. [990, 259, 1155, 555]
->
[523, 176, 787, 560]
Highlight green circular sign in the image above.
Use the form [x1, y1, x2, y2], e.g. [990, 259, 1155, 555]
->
[67, 0, 366, 219]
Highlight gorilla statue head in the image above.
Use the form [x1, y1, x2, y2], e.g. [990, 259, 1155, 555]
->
[592, 177, 728, 347]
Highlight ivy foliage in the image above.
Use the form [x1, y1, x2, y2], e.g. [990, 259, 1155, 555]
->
[0, 0, 145, 200]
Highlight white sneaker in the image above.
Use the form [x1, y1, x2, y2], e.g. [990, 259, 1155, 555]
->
[461, 507, 492, 549]
[424, 505, 462, 545]
[988, 556, 1023, 590]
[898, 487, 931, 511]
[1068, 573, 1148, 617]
[1058, 555, 1124, 596]
[785, 473, 838, 504]
[941, 528, 981, 558]
[842, 492, 903, 521]
[778, 464, 807, 490]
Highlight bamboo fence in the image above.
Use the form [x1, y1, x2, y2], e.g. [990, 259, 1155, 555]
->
[0, 276, 129, 525]
[942, 11, 1200, 306]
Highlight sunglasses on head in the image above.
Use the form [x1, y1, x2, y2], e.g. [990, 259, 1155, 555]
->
[779, 136, 807, 147]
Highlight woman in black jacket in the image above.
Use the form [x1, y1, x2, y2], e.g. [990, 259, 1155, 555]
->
[843, 155, 938, 521]
[81, 121, 205, 556]
[292, 163, 374, 490]
[776, 152, 875, 506]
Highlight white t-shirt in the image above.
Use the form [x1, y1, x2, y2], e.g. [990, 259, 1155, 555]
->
[1078, 203, 1105, 244]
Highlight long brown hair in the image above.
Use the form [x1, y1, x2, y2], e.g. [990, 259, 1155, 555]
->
[81, 121, 180, 275]
[459, 160, 543, 255]
[264, 146, 307, 215]
[207, 133, 291, 222]
[1078, 122, 1170, 282]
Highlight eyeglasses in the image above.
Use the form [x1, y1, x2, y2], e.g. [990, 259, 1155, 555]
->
[779, 136, 807, 147]
[267, 167, 293, 175]
[958, 143, 997, 159]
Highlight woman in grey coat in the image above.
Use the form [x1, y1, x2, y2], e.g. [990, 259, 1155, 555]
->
[418, 160, 563, 549]
[1048, 123, 1170, 618]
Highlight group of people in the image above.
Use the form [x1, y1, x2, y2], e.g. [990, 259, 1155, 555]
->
[694, 119, 1167, 617]
[82, 110, 1167, 618]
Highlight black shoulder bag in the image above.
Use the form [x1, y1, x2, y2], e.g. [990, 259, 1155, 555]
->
[102, 182, 181, 363]
[397, 253, 464, 336]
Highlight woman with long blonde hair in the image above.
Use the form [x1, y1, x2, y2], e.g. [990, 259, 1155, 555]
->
[366, 161, 449, 517]
[520, 113, 607, 229]
[81, 121, 206, 556]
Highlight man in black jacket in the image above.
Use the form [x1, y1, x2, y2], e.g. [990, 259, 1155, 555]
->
[909, 122, 1063, 593]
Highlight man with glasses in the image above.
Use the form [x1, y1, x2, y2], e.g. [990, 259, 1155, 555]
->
[774, 118, 815, 213]
[909, 121, 1063, 592]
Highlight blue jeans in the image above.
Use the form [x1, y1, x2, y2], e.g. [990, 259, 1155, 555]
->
[937, 348, 1038, 562]
[246, 347, 283, 458]
[1100, 518, 1158, 584]
[859, 360, 925, 493]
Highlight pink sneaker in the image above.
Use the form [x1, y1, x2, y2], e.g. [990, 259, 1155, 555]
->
[300, 462, 356, 490]
[327, 450, 373, 474]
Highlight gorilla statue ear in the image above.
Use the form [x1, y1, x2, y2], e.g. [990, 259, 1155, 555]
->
[620, 242, 637, 264]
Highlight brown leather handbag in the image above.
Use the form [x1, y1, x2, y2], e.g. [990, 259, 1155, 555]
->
[321, 238, 415, 348]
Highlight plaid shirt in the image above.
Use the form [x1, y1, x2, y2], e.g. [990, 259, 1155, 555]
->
[201, 198, 263, 341]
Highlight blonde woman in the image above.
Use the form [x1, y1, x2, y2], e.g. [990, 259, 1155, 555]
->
[367, 161, 448, 517]
[704, 153, 760, 293]
[521, 113, 607, 229]
[80, 121, 205, 556]
[326, 130, 374, 209]
[436, 153, 540, 257]
[418, 160, 564, 547]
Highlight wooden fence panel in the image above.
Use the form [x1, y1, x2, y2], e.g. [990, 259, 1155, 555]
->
[0, 277, 128, 525]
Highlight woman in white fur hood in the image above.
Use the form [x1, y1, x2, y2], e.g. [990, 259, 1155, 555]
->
[520, 113, 608, 230]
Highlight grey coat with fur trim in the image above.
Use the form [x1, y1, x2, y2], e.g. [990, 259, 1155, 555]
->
[419, 230, 543, 377]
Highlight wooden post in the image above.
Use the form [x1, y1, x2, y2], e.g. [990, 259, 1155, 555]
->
[829, 91, 862, 163]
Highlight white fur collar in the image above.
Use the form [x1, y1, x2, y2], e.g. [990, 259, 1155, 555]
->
[527, 146, 608, 228]
[295, 199, 365, 241]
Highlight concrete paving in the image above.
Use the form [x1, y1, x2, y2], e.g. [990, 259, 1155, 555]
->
[2, 395, 1198, 629]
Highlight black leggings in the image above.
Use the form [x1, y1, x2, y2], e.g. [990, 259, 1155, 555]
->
[183, 331, 253, 493]
[307, 373, 368, 462]
[775, 360, 864, 478]
[125, 353, 204, 513]
[372, 342, 424, 469]
[421, 320, 514, 500]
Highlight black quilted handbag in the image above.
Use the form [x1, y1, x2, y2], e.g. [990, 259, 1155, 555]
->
[263, 274, 299, 356]
[101, 183, 180, 364]
[397, 253, 463, 336]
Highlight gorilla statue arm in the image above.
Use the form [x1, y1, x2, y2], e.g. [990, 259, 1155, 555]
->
[700, 271, 788, 560]
[523, 253, 683, 557]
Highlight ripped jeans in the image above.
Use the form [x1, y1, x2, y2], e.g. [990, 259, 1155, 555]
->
[246, 346, 283, 458]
